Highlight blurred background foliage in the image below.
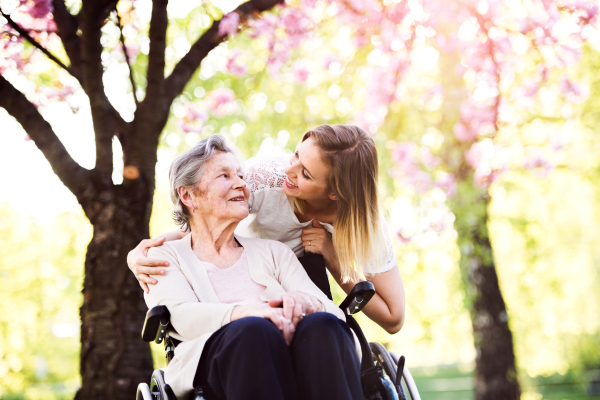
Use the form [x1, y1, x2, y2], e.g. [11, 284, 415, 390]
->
[1, 0, 600, 398]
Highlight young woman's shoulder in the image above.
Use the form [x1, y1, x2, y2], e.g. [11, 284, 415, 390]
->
[244, 154, 289, 192]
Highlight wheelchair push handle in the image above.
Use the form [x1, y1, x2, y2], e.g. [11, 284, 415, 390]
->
[338, 281, 376, 316]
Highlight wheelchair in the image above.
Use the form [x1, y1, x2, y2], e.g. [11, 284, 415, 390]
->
[136, 281, 421, 400]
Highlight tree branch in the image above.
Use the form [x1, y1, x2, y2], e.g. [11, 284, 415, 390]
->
[0, 75, 91, 196]
[115, 10, 138, 107]
[163, 0, 284, 108]
[139, 0, 168, 117]
[51, 0, 82, 78]
[1, 10, 81, 82]
[80, 0, 120, 178]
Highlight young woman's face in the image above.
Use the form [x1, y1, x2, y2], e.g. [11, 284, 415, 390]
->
[283, 137, 335, 202]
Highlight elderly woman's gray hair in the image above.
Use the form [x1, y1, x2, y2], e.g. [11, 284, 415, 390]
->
[169, 134, 237, 231]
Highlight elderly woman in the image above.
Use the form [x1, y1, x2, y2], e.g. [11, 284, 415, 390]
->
[145, 134, 362, 400]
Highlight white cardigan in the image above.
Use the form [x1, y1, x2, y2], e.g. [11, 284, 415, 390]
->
[144, 234, 346, 399]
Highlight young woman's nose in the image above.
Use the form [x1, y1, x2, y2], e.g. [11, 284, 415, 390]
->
[284, 159, 299, 177]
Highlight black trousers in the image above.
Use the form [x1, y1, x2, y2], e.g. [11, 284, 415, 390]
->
[193, 313, 362, 400]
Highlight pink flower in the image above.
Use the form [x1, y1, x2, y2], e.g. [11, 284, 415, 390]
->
[523, 147, 553, 177]
[453, 122, 478, 142]
[293, 65, 309, 83]
[206, 88, 236, 116]
[435, 173, 457, 198]
[559, 75, 589, 104]
[25, 0, 53, 19]
[225, 50, 248, 77]
[218, 12, 240, 36]
[419, 147, 440, 169]
[397, 231, 412, 243]
[392, 142, 418, 170]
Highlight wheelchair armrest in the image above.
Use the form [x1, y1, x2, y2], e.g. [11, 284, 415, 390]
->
[338, 281, 375, 316]
[141, 305, 171, 344]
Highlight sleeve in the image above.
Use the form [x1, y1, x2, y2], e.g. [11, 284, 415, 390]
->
[370, 214, 398, 275]
[244, 155, 289, 212]
[271, 241, 345, 320]
[144, 246, 235, 342]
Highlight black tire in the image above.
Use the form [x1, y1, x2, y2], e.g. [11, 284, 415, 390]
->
[370, 342, 397, 381]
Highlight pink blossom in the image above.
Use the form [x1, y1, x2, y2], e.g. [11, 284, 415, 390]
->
[423, 84, 445, 104]
[392, 142, 418, 170]
[218, 12, 240, 36]
[435, 173, 457, 198]
[397, 231, 412, 243]
[559, 75, 589, 104]
[406, 170, 432, 194]
[25, 0, 53, 19]
[321, 54, 341, 69]
[206, 88, 236, 116]
[419, 147, 440, 169]
[453, 122, 478, 142]
[523, 147, 553, 177]
[293, 65, 309, 83]
[225, 50, 248, 77]
[465, 139, 507, 188]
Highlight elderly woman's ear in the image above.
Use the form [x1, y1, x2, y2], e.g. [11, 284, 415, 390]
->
[177, 186, 196, 211]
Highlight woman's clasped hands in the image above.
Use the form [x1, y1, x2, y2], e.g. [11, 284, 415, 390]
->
[231, 291, 324, 346]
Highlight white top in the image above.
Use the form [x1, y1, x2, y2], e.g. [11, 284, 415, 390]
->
[236, 155, 397, 274]
[204, 250, 266, 305]
[145, 234, 348, 399]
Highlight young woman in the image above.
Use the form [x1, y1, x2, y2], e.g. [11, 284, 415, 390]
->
[128, 124, 405, 334]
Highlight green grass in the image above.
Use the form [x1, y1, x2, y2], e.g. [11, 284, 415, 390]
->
[407, 366, 600, 400]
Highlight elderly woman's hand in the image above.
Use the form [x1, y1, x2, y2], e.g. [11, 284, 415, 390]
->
[127, 237, 169, 293]
[231, 304, 295, 345]
[269, 291, 324, 327]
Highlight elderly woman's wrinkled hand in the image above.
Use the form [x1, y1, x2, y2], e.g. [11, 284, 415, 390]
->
[231, 303, 295, 345]
[268, 291, 324, 327]
[127, 237, 169, 293]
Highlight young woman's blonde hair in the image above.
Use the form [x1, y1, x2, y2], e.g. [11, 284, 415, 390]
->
[291, 124, 386, 282]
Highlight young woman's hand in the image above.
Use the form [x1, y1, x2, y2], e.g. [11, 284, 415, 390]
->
[268, 291, 324, 327]
[127, 237, 169, 293]
[301, 220, 337, 265]
[231, 303, 295, 345]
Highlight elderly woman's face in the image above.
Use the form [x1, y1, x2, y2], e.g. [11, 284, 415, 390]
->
[194, 151, 249, 222]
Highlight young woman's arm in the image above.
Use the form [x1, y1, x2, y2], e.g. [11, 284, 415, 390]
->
[127, 230, 186, 292]
[301, 220, 405, 334]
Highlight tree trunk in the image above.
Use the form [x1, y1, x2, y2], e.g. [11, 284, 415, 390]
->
[451, 183, 520, 400]
[75, 185, 154, 400]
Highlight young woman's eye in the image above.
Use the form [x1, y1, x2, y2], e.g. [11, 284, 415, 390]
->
[302, 170, 310, 179]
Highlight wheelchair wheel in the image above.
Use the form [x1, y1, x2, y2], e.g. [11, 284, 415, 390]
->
[370, 342, 408, 399]
[136, 383, 153, 400]
[389, 352, 422, 400]
[150, 369, 169, 400]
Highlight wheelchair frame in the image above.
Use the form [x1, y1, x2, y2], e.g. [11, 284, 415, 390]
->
[136, 282, 421, 400]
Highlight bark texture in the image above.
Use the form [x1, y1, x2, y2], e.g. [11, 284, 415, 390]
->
[0, 0, 283, 398]
[452, 188, 521, 400]
[438, 50, 521, 400]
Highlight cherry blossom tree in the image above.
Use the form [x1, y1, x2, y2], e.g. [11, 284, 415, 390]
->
[0, 0, 282, 398]
[210, 0, 596, 398]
